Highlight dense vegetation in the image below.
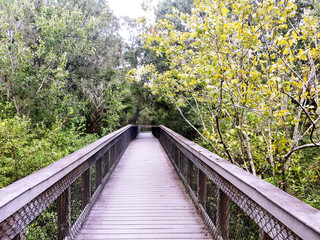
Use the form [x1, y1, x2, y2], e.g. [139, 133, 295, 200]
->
[129, 0, 320, 208]
[0, 0, 129, 187]
[1, 0, 319, 214]
[0, 0, 189, 189]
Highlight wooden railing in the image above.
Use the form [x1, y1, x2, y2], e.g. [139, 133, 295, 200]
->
[0, 125, 138, 240]
[1, 124, 319, 240]
[153, 125, 320, 240]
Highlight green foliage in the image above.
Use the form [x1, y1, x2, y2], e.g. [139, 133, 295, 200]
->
[0, 113, 97, 188]
[129, 0, 320, 208]
[229, 201, 259, 239]
[26, 203, 58, 240]
[0, 0, 128, 135]
[155, 0, 194, 17]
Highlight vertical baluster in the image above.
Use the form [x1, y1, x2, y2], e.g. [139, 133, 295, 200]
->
[259, 230, 272, 240]
[217, 189, 230, 239]
[13, 230, 26, 240]
[177, 148, 181, 169]
[116, 140, 119, 160]
[115, 142, 118, 162]
[109, 145, 114, 167]
[113, 144, 117, 163]
[104, 150, 110, 175]
[81, 169, 91, 209]
[170, 138, 173, 160]
[115, 141, 120, 162]
[197, 169, 207, 209]
[186, 158, 193, 188]
[119, 137, 122, 156]
[179, 150, 183, 171]
[57, 187, 71, 240]
[112, 144, 115, 165]
[173, 145, 176, 162]
[180, 153, 185, 177]
[95, 157, 102, 188]
[175, 146, 179, 166]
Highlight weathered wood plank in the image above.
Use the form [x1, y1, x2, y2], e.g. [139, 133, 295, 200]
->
[0, 125, 134, 224]
[75, 132, 211, 239]
[159, 125, 320, 240]
[76, 234, 211, 240]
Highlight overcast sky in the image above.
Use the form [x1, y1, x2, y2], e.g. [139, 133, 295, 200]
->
[107, 0, 162, 41]
[107, 0, 160, 20]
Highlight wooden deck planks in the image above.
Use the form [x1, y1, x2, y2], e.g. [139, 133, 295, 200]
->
[75, 132, 211, 240]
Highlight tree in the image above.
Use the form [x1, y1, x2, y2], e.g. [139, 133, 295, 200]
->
[122, 0, 198, 129]
[0, 0, 130, 134]
[129, 0, 320, 207]
[0, 0, 128, 187]
[0, 0, 93, 119]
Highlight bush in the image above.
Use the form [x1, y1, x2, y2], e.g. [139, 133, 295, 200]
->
[0, 116, 97, 188]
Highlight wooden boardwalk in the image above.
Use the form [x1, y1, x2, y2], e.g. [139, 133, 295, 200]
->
[75, 132, 211, 239]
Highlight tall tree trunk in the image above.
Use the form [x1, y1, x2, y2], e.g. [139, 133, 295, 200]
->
[128, 108, 140, 124]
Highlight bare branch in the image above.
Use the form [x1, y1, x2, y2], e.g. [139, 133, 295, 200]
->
[282, 90, 319, 146]
[174, 103, 220, 154]
[285, 142, 320, 160]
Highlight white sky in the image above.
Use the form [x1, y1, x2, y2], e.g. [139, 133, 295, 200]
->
[107, 0, 162, 41]
[107, 0, 156, 20]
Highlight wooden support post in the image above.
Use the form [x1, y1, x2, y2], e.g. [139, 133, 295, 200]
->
[170, 139, 174, 160]
[57, 187, 71, 240]
[113, 144, 116, 164]
[197, 169, 207, 209]
[259, 229, 272, 240]
[81, 169, 91, 209]
[13, 234, 20, 240]
[13, 229, 26, 240]
[175, 147, 179, 166]
[118, 139, 122, 157]
[104, 151, 110, 176]
[217, 189, 230, 239]
[110, 145, 114, 167]
[114, 143, 118, 161]
[177, 149, 181, 169]
[186, 159, 193, 187]
[180, 153, 185, 176]
[95, 158, 102, 188]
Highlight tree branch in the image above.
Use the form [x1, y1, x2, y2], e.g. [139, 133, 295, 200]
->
[282, 90, 319, 146]
[174, 103, 220, 154]
[284, 142, 320, 160]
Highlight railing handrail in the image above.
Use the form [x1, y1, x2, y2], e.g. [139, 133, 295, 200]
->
[0, 124, 133, 223]
[158, 125, 320, 240]
[138, 125, 156, 128]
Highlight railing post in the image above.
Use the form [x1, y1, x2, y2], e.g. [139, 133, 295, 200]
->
[81, 169, 91, 209]
[114, 143, 118, 161]
[175, 146, 179, 166]
[217, 189, 230, 239]
[104, 150, 110, 175]
[197, 169, 207, 208]
[177, 149, 181, 169]
[259, 229, 272, 240]
[95, 157, 102, 188]
[170, 137, 174, 160]
[110, 145, 115, 167]
[13, 230, 26, 240]
[57, 187, 71, 240]
[186, 158, 193, 187]
[180, 153, 186, 176]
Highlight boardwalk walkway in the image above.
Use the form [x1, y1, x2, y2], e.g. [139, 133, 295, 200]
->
[75, 132, 211, 239]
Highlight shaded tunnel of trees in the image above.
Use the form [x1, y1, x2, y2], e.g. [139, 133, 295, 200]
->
[0, 0, 319, 222]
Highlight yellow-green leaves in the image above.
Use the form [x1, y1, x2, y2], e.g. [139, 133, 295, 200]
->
[129, 0, 320, 198]
[221, 7, 229, 17]
[292, 30, 298, 40]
